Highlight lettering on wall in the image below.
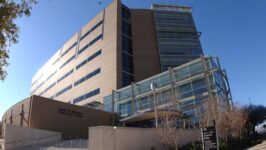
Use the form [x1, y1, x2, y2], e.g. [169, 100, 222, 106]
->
[58, 108, 83, 118]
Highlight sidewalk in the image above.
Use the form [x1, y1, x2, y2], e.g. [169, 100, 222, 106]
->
[247, 140, 266, 150]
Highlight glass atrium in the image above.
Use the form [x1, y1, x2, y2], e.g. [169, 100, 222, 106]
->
[104, 56, 232, 125]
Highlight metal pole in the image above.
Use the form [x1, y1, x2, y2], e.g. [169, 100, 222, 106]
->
[111, 90, 115, 126]
[223, 69, 234, 110]
[200, 56, 216, 126]
[151, 83, 158, 128]
[169, 67, 177, 110]
[131, 82, 135, 115]
[153, 90, 158, 128]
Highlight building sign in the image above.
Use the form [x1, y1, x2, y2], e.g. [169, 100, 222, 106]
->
[202, 125, 218, 150]
[58, 108, 83, 118]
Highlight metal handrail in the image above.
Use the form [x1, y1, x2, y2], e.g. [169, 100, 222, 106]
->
[6, 136, 88, 150]
[5, 133, 60, 145]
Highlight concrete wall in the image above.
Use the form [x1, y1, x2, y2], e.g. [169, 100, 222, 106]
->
[2, 95, 113, 139]
[4, 124, 61, 150]
[0, 139, 3, 150]
[88, 126, 158, 150]
[88, 126, 201, 150]
[1, 97, 31, 128]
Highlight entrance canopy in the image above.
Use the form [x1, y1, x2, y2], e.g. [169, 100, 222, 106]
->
[120, 110, 183, 124]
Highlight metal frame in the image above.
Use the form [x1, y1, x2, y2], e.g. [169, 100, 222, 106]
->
[107, 56, 233, 127]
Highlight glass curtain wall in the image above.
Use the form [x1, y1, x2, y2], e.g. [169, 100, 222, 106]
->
[153, 8, 204, 71]
[121, 5, 134, 87]
[104, 56, 231, 124]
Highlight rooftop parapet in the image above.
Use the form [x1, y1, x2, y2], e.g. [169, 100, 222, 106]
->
[151, 4, 192, 12]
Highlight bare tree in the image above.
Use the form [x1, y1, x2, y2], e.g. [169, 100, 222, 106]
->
[155, 111, 200, 150]
[198, 98, 247, 140]
[219, 105, 247, 138]
[156, 111, 180, 150]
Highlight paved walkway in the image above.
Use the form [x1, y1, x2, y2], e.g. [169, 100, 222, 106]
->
[247, 140, 266, 150]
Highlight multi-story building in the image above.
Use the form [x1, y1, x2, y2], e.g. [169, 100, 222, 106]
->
[30, 0, 203, 107]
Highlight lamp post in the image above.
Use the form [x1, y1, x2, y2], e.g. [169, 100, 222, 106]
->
[150, 83, 158, 128]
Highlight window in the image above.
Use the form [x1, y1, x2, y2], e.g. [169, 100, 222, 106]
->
[91, 21, 103, 32]
[193, 87, 207, 95]
[42, 82, 56, 95]
[60, 55, 75, 69]
[122, 5, 131, 22]
[122, 35, 132, 54]
[122, 52, 133, 74]
[31, 80, 38, 87]
[178, 83, 192, 93]
[55, 84, 72, 97]
[138, 97, 150, 110]
[52, 58, 59, 66]
[74, 68, 100, 87]
[122, 72, 134, 87]
[122, 21, 132, 37]
[76, 59, 87, 70]
[78, 34, 103, 55]
[74, 77, 86, 87]
[46, 70, 57, 81]
[76, 50, 102, 70]
[73, 88, 100, 104]
[62, 42, 77, 57]
[31, 74, 43, 89]
[89, 34, 102, 46]
[80, 21, 103, 41]
[78, 44, 89, 55]
[32, 80, 45, 94]
[192, 79, 205, 90]
[121, 6, 134, 87]
[57, 69, 74, 84]
[119, 102, 131, 116]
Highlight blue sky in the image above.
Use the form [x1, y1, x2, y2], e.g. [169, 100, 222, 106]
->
[1, 0, 266, 118]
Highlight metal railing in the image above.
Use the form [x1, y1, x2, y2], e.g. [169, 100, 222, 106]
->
[5, 134, 60, 150]
[5, 135, 88, 150]
[46, 138, 88, 149]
